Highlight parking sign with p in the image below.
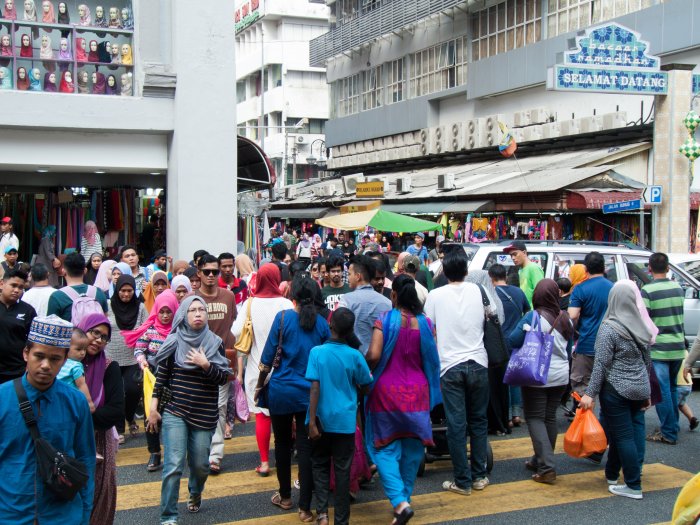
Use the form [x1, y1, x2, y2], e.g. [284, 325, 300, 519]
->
[643, 185, 662, 205]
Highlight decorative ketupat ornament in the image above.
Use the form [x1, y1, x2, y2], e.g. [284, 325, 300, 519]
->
[679, 110, 700, 161]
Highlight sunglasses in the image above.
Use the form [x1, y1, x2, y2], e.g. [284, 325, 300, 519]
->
[200, 269, 220, 276]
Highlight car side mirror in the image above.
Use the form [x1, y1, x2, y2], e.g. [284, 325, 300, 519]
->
[685, 287, 699, 299]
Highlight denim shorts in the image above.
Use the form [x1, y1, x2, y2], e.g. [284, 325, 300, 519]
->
[678, 385, 692, 407]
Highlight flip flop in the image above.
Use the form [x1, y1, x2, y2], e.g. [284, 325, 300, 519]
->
[209, 461, 221, 474]
[187, 494, 201, 513]
[256, 464, 270, 477]
[393, 506, 415, 525]
[271, 492, 293, 510]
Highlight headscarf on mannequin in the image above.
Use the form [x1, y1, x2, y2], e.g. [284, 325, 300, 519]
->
[58, 37, 71, 60]
[97, 41, 111, 63]
[4, 0, 17, 19]
[19, 33, 32, 57]
[92, 71, 106, 94]
[56, 1, 68, 24]
[29, 68, 41, 91]
[108, 5, 121, 28]
[77, 3, 90, 25]
[43, 71, 56, 92]
[109, 42, 120, 64]
[120, 6, 133, 29]
[39, 34, 52, 59]
[0, 35, 12, 56]
[93, 4, 107, 27]
[120, 43, 132, 65]
[16, 66, 29, 90]
[87, 39, 99, 62]
[41, 0, 54, 23]
[0, 67, 13, 90]
[23, 0, 36, 20]
[58, 70, 73, 93]
[105, 74, 118, 95]
[77, 70, 89, 93]
[120, 72, 132, 96]
[75, 37, 87, 61]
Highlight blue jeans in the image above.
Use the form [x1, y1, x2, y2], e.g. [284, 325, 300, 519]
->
[652, 359, 682, 442]
[373, 438, 425, 507]
[440, 361, 489, 489]
[160, 412, 215, 523]
[600, 385, 645, 491]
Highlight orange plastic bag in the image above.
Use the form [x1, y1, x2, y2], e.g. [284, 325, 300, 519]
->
[563, 393, 608, 458]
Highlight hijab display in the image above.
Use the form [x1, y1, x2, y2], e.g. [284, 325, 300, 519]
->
[109, 42, 120, 64]
[0, 35, 11, 57]
[92, 71, 105, 94]
[77, 3, 90, 25]
[59, 69, 73, 92]
[75, 37, 87, 61]
[120, 43, 132, 65]
[120, 6, 132, 29]
[29, 67, 41, 90]
[41, 0, 54, 22]
[0, 66, 12, 89]
[77, 69, 88, 93]
[23, 0, 36, 20]
[42, 70, 56, 91]
[108, 5, 120, 28]
[120, 71, 131, 95]
[4, 0, 17, 19]
[39, 34, 52, 58]
[93, 4, 106, 27]
[87, 39, 98, 62]
[105, 73, 117, 94]
[97, 40, 110, 63]
[16, 66, 28, 90]
[19, 33, 32, 57]
[58, 36, 71, 60]
[56, 0, 67, 22]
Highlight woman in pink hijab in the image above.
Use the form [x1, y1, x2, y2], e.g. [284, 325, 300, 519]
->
[81, 220, 103, 257]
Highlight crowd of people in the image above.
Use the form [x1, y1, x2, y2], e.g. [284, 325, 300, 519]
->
[0, 223, 697, 525]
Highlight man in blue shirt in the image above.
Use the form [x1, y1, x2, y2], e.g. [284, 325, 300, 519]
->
[0, 315, 96, 524]
[338, 255, 391, 355]
[307, 307, 372, 525]
[568, 252, 613, 396]
[406, 232, 429, 266]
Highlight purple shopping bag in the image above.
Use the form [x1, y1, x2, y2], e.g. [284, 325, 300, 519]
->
[503, 311, 554, 386]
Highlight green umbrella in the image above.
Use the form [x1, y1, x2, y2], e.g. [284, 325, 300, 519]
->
[316, 208, 442, 233]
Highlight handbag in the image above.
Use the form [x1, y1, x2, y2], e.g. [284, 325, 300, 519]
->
[13, 379, 90, 501]
[233, 298, 254, 355]
[256, 310, 285, 409]
[503, 311, 558, 386]
[477, 285, 510, 368]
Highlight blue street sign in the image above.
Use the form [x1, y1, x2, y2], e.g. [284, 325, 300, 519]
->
[602, 199, 643, 214]
[643, 185, 662, 205]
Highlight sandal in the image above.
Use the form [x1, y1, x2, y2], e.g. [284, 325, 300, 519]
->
[256, 464, 270, 477]
[316, 513, 329, 525]
[299, 509, 314, 523]
[209, 461, 221, 475]
[187, 493, 201, 513]
[646, 432, 677, 445]
[511, 416, 522, 427]
[393, 506, 415, 525]
[271, 492, 293, 510]
[129, 421, 139, 437]
[147, 453, 162, 472]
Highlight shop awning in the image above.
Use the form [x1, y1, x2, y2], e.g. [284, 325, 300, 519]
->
[567, 190, 643, 210]
[238, 136, 275, 191]
[381, 200, 495, 214]
[441, 200, 495, 213]
[267, 207, 330, 219]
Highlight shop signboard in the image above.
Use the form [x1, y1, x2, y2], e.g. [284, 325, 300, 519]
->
[547, 23, 667, 95]
[602, 199, 643, 214]
[235, 0, 264, 34]
[694, 74, 700, 95]
[356, 181, 385, 198]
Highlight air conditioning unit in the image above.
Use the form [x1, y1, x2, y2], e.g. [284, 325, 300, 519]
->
[313, 185, 333, 198]
[364, 140, 375, 153]
[296, 135, 307, 144]
[463, 119, 480, 149]
[396, 176, 412, 193]
[510, 128, 525, 143]
[513, 110, 531, 127]
[433, 126, 446, 154]
[448, 122, 465, 152]
[523, 125, 543, 142]
[373, 137, 384, 150]
[437, 172, 455, 191]
[579, 116, 602, 133]
[479, 115, 503, 148]
[342, 173, 365, 195]
[284, 186, 297, 199]
[419, 128, 431, 155]
[529, 107, 549, 125]
[560, 120, 580, 136]
[541, 122, 561, 139]
[602, 111, 628, 130]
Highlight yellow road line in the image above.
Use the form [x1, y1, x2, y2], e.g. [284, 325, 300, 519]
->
[215, 463, 691, 525]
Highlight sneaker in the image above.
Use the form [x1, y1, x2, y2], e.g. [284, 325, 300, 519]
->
[472, 477, 490, 491]
[690, 417, 699, 431]
[608, 484, 643, 500]
[606, 478, 618, 485]
[442, 481, 471, 496]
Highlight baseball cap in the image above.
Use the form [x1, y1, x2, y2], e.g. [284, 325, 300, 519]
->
[4, 246, 17, 254]
[503, 240, 527, 254]
[403, 255, 421, 273]
[414, 232, 425, 239]
[153, 249, 167, 258]
[1, 217, 12, 224]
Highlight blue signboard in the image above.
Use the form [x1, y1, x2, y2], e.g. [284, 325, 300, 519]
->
[548, 23, 668, 95]
[694, 74, 700, 95]
[602, 199, 643, 214]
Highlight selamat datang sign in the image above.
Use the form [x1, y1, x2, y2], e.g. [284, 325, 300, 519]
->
[547, 23, 667, 95]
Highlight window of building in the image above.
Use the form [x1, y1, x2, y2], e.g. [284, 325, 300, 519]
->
[267, 64, 282, 90]
[471, 0, 541, 61]
[236, 80, 246, 103]
[247, 120, 258, 140]
[284, 118, 326, 134]
[1, 0, 135, 95]
[362, 66, 382, 111]
[386, 58, 405, 103]
[409, 38, 468, 97]
[336, 72, 361, 118]
[546, 0, 654, 38]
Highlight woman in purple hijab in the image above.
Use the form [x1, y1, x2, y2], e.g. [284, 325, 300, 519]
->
[92, 71, 106, 94]
[105, 74, 118, 95]
[43, 71, 58, 92]
[78, 312, 123, 525]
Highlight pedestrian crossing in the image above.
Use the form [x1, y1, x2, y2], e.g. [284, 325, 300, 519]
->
[114, 421, 694, 524]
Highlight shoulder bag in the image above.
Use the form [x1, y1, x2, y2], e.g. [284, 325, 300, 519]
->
[477, 284, 510, 367]
[256, 310, 285, 409]
[13, 379, 90, 501]
[234, 298, 254, 355]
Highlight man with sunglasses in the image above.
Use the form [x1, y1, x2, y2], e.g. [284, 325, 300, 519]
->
[195, 254, 237, 474]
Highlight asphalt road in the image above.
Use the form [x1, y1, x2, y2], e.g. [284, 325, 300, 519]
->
[114, 388, 699, 524]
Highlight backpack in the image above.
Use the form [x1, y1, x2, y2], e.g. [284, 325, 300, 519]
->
[61, 285, 103, 324]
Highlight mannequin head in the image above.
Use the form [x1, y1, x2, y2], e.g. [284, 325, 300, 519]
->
[89, 40, 97, 52]
[41, 34, 48, 47]
[79, 70, 88, 82]
[21, 34, 30, 46]
[60, 38, 68, 51]
[77, 3, 84, 16]
[91, 71, 96, 83]
[24, 0, 33, 13]
[6, 0, 13, 10]
[107, 75, 115, 87]
[1, 35, 10, 47]
[49, 72, 55, 83]
[17, 66, 26, 79]
[0, 68, 5, 79]
[79, 38, 86, 50]
[95, 5, 103, 18]
[121, 44, 130, 56]
[64, 71, 71, 82]
[109, 6, 117, 20]
[41, 0, 48, 13]
[31, 67, 40, 80]
[110, 42, 119, 55]
[121, 7, 128, 21]
[57, 0, 65, 12]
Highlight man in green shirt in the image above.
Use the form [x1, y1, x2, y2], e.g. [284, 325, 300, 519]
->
[321, 255, 351, 312]
[503, 240, 543, 307]
[47, 252, 109, 322]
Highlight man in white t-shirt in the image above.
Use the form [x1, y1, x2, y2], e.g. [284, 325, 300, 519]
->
[21, 263, 55, 317]
[424, 248, 490, 497]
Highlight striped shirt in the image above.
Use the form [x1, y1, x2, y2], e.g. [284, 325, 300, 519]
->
[153, 354, 230, 430]
[134, 326, 167, 364]
[641, 278, 686, 361]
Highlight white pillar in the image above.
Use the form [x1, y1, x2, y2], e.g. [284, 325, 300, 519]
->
[167, 1, 237, 260]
